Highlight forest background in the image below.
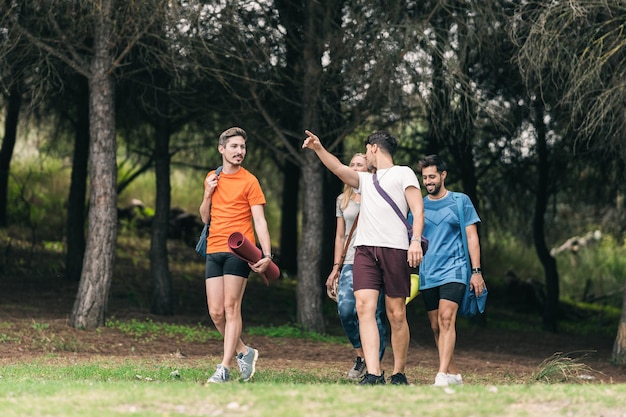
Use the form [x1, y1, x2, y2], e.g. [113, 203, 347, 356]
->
[1, 0, 626, 369]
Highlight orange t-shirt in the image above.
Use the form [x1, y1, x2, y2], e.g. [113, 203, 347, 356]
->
[204, 167, 266, 253]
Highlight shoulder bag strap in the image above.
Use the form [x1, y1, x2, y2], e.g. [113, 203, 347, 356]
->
[206, 165, 223, 226]
[373, 172, 412, 241]
[452, 192, 471, 277]
[339, 214, 359, 265]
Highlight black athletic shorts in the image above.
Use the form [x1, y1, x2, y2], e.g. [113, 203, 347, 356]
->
[421, 282, 466, 311]
[205, 252, 250, 279]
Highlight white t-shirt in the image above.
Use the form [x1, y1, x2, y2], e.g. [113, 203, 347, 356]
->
[353, 166, 420, 250]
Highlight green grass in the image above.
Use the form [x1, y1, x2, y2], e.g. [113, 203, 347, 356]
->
[556, 235, 626, 306]
[107, 319, 222, 343]
[0, 361, 624, 417]
[531, 352, 597, 384]
[247, 324, 347, 344]
[104, 319, 345, 345]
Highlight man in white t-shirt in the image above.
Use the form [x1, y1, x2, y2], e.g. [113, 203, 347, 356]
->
[303, 129, 424, 385]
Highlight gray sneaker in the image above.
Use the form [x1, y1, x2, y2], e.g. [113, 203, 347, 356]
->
[347, 356, 367, 380]
[237, 346, 258, 382]
[207, 364, 229, 383]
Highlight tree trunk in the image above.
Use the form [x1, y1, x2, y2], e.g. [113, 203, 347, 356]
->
[297, 157, 325, 332]
[612, 284, 626, 364]
[65, 77, 90, 282]
[273, 0, 304, 276]
[294, 0, 325, 333]
[150, 92, 174, 315]
[424, 10, 449, 156]
[0, 83, 22, 228]
[70, 1, 118, 329]
[532, 99, 559, 332]
[279, 159, 300, 274]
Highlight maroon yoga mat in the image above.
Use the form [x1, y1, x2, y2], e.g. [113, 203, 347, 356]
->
[228, 232, 280, 286]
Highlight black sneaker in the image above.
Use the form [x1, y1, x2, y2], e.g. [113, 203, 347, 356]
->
[359, 372, 386, 385]
[390, 372, 408, 385]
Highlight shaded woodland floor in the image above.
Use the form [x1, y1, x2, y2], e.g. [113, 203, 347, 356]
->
[0, 239, 624, 385]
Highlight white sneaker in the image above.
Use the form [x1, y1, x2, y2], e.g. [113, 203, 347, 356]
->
[447, 373, 463, 385]
[433, 372, 449, 387]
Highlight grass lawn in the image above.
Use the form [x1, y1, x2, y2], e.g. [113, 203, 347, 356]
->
[1, 359, 625, 417]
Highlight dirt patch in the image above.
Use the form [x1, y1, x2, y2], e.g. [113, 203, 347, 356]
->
[0, 303, 623, 385]
[0, 243, 623, 385]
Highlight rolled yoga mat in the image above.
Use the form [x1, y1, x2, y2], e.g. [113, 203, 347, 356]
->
[228, 231, 280, 286]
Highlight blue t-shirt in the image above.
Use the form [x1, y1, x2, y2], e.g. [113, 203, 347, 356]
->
[419, 192, 480, 290]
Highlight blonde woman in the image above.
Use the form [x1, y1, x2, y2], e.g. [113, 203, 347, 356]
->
[327, 153, 387, 380]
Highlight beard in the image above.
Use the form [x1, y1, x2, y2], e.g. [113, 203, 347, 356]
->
[427, 183, 442, 195]
[226, 154, 244, 166]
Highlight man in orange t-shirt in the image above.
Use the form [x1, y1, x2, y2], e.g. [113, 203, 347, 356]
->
[199, 127, 273, 384]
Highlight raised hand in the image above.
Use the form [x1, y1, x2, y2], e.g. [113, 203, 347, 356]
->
[302, 130, 323, 150]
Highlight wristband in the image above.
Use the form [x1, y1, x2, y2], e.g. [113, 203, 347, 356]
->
[471, 267, 482, 274]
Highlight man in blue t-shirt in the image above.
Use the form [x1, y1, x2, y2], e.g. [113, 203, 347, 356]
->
[419, 155, 487, 387]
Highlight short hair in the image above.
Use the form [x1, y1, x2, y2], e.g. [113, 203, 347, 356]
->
[419, 154, 447, 173]
[365, 131, 398, 156]
[219, 127, 247, 147]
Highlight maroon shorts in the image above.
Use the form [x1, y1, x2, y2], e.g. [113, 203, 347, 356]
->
[353, 246, 411, 298]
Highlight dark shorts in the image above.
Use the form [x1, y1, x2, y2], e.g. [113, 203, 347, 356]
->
[205, 252, 250, 279]
[421, 282, 466, 311]
[352, 246, 411, 298]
